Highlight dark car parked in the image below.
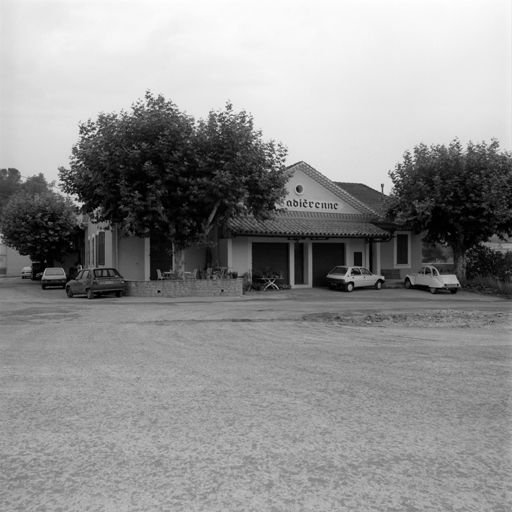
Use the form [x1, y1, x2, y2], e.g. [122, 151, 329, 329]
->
[65, 268, 125, 299]
[31, 262, 46, 280]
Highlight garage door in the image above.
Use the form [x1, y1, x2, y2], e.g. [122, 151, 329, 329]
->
[252, 243, 289, 284]
[312, 243, 345, 287]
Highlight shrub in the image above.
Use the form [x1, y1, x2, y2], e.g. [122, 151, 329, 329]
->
[461, 276, 512, 299]
[466, 245, 512, 282]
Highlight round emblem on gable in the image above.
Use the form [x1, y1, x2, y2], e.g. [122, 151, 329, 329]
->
[295, 184, 304, 195]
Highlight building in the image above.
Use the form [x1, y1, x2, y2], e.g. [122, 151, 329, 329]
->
[0, 241, 32, 277]
[82, 161, 422, 286]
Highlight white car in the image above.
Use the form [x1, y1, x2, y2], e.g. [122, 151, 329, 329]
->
[326, 266, 385, 292]
[21, 266, 32, 279]
[405, 265, 461, 294]
[41, 267, 67, 290]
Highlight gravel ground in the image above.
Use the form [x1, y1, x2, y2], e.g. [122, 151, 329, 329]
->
[1, 279, 511, 511]
[302, 309, 512, 328]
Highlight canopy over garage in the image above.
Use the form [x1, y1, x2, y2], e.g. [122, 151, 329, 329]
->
[226, 211, 391, 240]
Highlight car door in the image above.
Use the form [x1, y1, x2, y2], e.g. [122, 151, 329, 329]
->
[74, 270, 90, 295]
[415, 267, 427, 286]
[68, 270, 83, 294]
[82, 270, 93, 294]
[360, 267, 376, 287]
[422, 267, 433, 287]
[349, 268, 364, 288]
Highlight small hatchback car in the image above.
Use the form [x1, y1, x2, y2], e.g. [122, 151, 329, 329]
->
[326, 266, 385, 292]
[41, 267, 67, 289]
[21, 266, 32, 279]
[65, 267, 125, 299]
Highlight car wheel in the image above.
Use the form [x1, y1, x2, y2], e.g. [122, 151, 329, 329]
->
[374, 280, 383, 290]
[42, 284, 46, 290]
[405, 279, 412, 289]
[429, 287, 437, 295]
[66, 287, 74, 298]
[115, 290, 123, 297]
[86, 288, 94, 300]
[450, 289, 458, 294]
[346, 282, 354, 292]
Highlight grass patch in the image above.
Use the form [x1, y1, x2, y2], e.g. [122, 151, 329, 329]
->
[461, 276, 512, 299]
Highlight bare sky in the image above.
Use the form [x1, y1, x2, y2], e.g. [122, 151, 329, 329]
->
[1, 0, 510, 194]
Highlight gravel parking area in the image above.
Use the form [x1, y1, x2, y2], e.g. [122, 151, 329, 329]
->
[1, 278, 511, 511]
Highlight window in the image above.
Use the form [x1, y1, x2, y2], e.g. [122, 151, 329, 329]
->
[351, 268, 361, 276]
[395, 232, 410, 267]
[354, 251, 363, 266]
[45, 268, 65, 276]
[97, 231, 105, 266]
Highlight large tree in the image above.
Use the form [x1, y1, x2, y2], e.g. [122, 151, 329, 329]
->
[0, 191, 78, 265]
[386, 138, 512, 279]
[59, 92, 290, 249]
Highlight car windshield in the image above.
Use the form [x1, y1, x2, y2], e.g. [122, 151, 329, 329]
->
[45, 268, 64, 276]
[94, 268, 121, 278]
[329, 266, 348, 275]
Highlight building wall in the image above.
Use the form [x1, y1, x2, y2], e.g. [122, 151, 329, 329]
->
[379, 231, 422, 279]
[4, 246, 32, 277]
[118, 236, 147, 281]
[84, 220, 147, 280]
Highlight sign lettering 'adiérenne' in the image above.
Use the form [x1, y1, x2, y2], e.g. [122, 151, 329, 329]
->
[285, 198, 339, 210]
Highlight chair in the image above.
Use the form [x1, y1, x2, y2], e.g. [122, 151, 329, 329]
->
[156, 269, 164, 281]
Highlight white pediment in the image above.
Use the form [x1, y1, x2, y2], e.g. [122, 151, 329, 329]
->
[282, 167, 361, 214]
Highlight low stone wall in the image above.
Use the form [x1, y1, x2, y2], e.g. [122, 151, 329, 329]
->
[124, 278, 243, 298]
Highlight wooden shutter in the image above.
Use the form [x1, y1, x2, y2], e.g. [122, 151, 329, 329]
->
[396, 234, 409, 265]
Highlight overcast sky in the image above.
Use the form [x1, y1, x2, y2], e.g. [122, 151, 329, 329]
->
[1, 0, 510, 194]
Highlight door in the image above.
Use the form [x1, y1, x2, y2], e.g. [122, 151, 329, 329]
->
[312, 243, 345, 287]
[349, 267, 365, 288]
[69, 270, 83, 294]
[252, 243, 289, 284]
[294, 243, 305, 285]
[415, 267, 427, 286]
[81, 269, 93, 294]
[150, 238, 174, 281]
[360, 267, 377, 287]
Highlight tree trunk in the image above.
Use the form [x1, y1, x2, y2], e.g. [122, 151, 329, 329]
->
[451, 247, 467, 280]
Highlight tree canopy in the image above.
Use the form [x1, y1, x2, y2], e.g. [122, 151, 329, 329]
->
[0, 191, 78, 265]
[59, 92, 290, 249]
[0, 169, 54, 212]
[385, 138, 512, 278]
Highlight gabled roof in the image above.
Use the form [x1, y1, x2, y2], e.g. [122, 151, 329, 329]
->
[227, 211, 391, 239]
[288, 162, 377, 216]
[335, 182, 386, 216]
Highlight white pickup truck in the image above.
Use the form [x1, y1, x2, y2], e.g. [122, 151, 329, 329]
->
[404, 265, 461, 294]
